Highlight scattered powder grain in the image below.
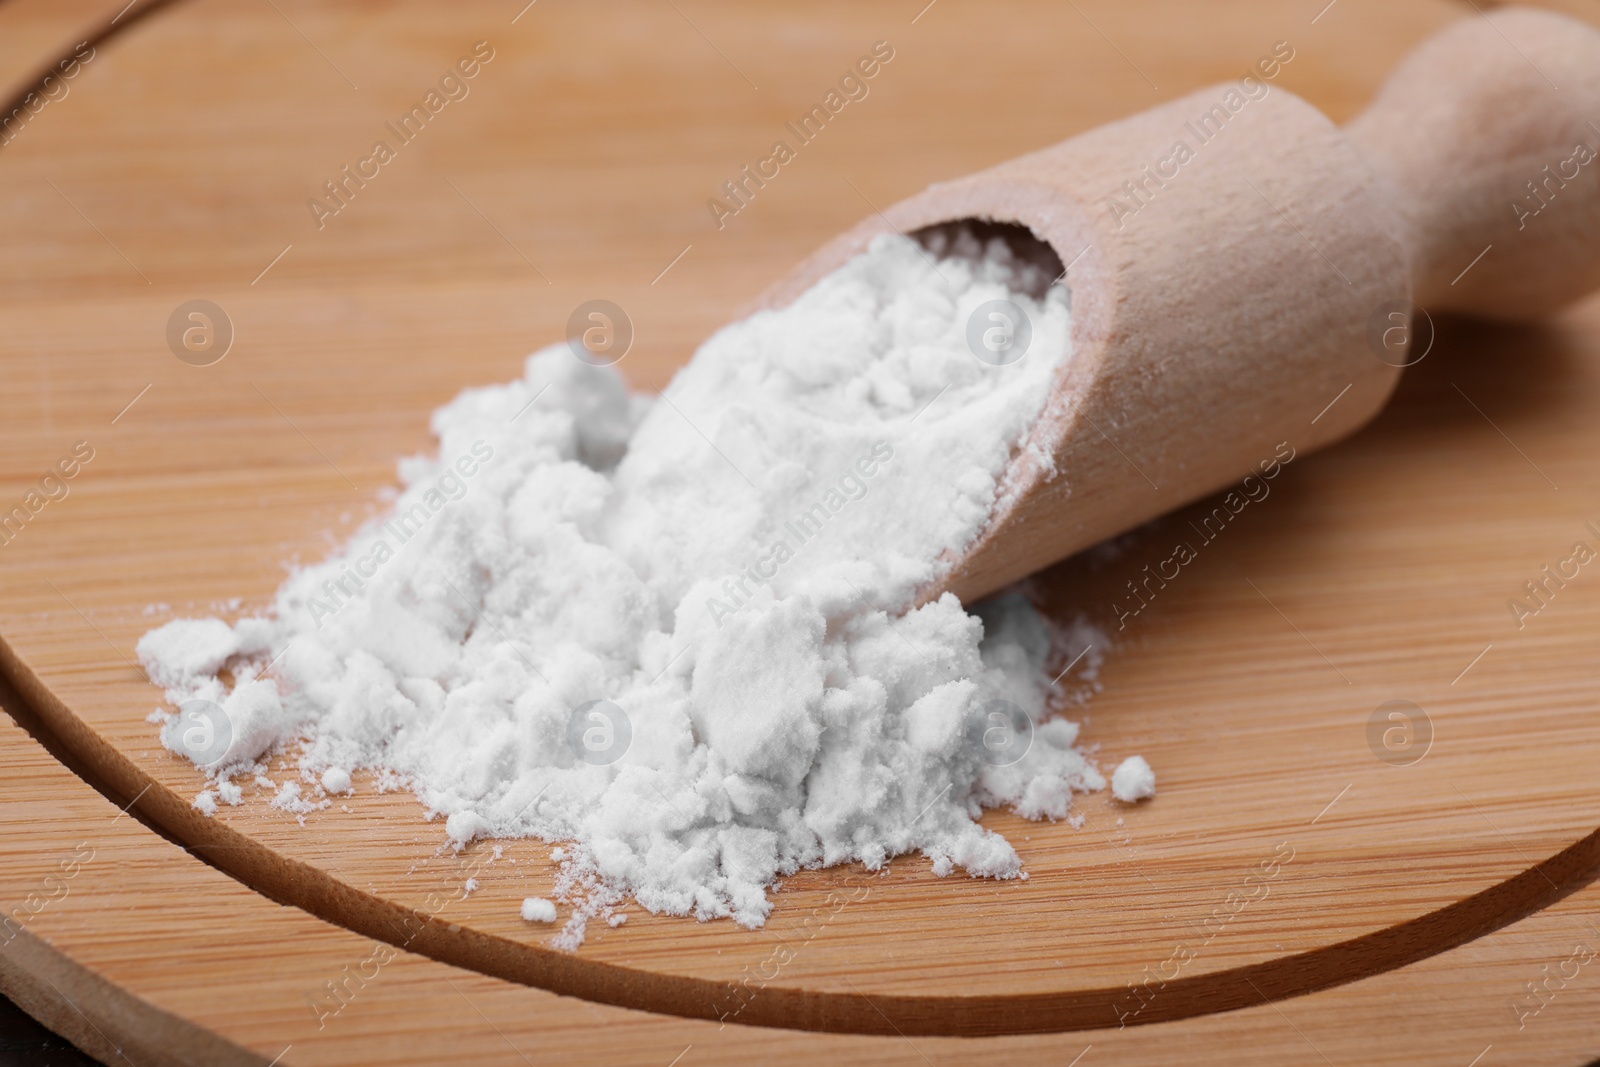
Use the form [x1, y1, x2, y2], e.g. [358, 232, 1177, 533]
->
[1112, 755, 1156, 802]
[521, 897, 558, 923]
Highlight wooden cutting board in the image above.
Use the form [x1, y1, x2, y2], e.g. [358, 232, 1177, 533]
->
[14, 672, 1600, 1067]
[13, 672, 1600, 1067]
[5, 0, 1600, 1057]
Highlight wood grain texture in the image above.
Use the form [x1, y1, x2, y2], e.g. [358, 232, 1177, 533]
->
[3, 0, 1600, 1049]
[1349, 9, 1600, 317]
[0, 1, 138, 97]
[7, 694, 1600, 1066]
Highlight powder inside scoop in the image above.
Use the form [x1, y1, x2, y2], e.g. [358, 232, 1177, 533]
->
[138, 226, 1111, 946]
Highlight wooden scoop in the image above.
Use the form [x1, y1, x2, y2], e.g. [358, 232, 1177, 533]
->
[760, 7, 1600, 604]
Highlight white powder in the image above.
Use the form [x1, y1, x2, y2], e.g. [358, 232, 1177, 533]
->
[520, 896, 558, 923]
[139, 228, 1117, 942]
[1112, 755, 1156, 802]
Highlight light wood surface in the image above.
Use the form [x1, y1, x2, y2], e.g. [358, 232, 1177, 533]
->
[11, 691, 1600, 1066]
[4, 0, 1600, 1058]
[0, 1, 140, 90]
[870, 8, 1600, 603]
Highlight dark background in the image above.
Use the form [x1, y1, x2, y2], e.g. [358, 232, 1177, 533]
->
[0, 994, 97, 1066]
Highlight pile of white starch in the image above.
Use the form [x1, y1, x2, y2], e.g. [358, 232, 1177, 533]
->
[139, 227, 1135, 947]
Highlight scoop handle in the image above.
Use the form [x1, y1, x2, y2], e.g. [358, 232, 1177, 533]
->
[1346, 7, 1600, 319]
